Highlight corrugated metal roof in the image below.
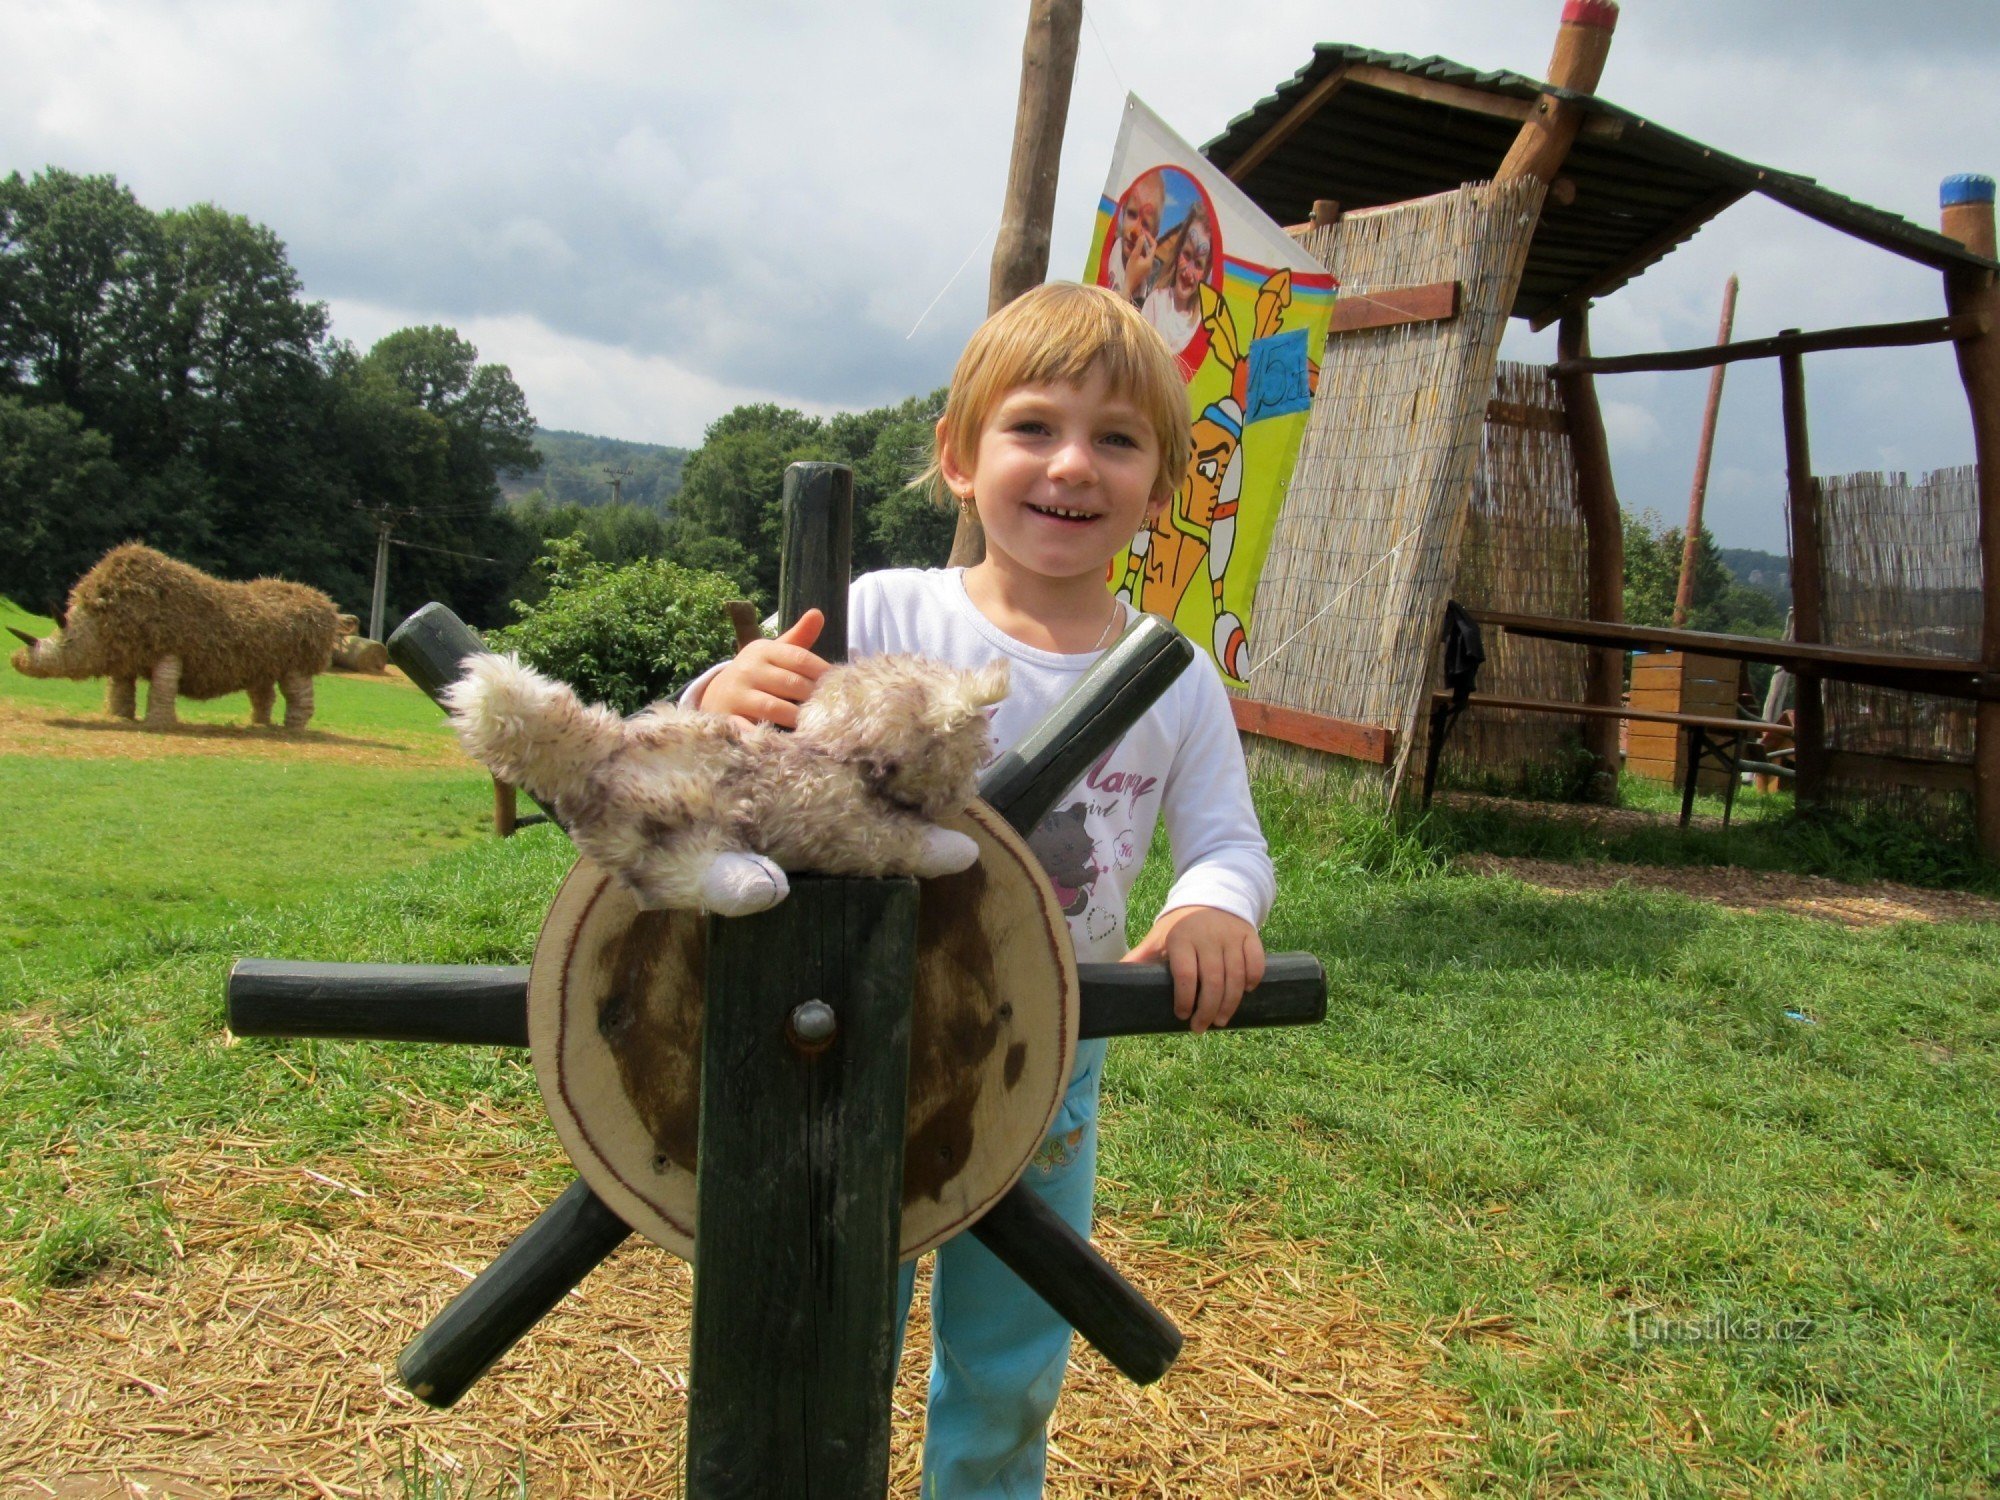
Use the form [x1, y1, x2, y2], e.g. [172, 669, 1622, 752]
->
[1203, 45, 1996, 328]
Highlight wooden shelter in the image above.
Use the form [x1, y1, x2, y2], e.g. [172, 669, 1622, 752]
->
[1204, 2, 2000, 854]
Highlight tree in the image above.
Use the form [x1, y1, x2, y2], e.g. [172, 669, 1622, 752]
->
[0, 169, 159, 439]
[1623, 509, 1783, 636]
[0, 395, 133, 613]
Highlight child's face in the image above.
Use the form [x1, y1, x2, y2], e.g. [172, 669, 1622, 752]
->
[1119, 187, 1162, 255]
[942, 369, 1167, 587]
[1174, 221, 1212, 296]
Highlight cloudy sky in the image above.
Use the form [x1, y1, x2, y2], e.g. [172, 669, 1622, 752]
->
[4, 0, 1995, 550]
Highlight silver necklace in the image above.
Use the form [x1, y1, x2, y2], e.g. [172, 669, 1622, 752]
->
[1093, 599, 1124, 651]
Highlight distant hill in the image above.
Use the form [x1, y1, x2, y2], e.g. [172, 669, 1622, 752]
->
[1718, 547, 1790, 607]
[501, 429, 690, 512]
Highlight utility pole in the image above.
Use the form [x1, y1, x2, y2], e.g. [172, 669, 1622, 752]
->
[370, 517, 392, 643]
[603, 463, 632, 507]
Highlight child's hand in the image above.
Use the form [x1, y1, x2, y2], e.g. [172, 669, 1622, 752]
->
[702, 609, 829, 728]
[1121, 906, 1265, 1034]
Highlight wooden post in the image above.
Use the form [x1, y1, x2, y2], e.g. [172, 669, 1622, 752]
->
[1939, 173, 2000, 857]
[948, 0, 1083, 569]
[1779, 339, 1827, 809]
[1495, 0, 1619, 188]
[779, 462, 853, 664]
[685, 878, 918, 1498]
[493, 778, 518, 837]
[1674, 274, 1739, 627]
[1554, 311, 1625, 797]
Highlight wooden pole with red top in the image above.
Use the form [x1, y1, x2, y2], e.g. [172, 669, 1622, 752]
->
[1500, 0, 1624, 796]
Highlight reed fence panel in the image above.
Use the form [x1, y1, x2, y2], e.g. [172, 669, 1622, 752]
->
[1244, 178, 1546, 795]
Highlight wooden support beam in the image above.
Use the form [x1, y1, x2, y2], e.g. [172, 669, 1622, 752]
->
[1495, 1, 1620, 188]
[1939, 173, 2000, 857]
[1341, 61, 1626, 140]
[1780, 340, 1827, 809]
[1675, 275, 1739, 627]
[951, 0, 1082, 569]
[1223, 65, 1351, 184]
[1553, 310, 1624, 797]
[1550, 311, 1988, 377]
[1229, 696, 1396, 764]
[1326, 280, 1461, 336]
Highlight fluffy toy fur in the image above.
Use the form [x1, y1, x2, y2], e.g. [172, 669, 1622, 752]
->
[445, 651, 1009, 915]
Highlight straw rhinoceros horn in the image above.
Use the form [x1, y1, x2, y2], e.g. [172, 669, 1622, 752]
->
[7, 627, 40, 648]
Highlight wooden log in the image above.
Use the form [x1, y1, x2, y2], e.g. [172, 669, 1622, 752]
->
[397, 1178, 631, 1407]
[1554, 311, 1624, 796]
[779, 463, 853, 665]
[968, 1179, 1182, 1385]
[1229, 697, 1396, 765]
[1780, 340, 1827, 809]
[977, 615, 1193, 834]
[1495, 0, 1618, 188]
[1940, 173, 2000, 857]
[226, 959, 529, 1047]
[685, 877, 917, 1499]
[389, 602, 566, 831]
[1077, 953, 1326, 1038]
[1674, 275, 1738, 627]
[494, 777, 518, 837]
[950, 0, 1082, 570]
[1550, 312, 1986, 377]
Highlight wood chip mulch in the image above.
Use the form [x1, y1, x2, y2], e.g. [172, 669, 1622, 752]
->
[1457, 853, 2000, 928]
[2, 1107, 1468, 1497]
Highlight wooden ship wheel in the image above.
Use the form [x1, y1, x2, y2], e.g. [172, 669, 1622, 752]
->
[227, 465, 1326, 1495]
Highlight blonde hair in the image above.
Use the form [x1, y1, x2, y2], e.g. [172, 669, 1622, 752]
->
[926, 282, 1191, 506]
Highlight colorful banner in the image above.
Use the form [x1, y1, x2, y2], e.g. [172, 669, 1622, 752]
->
[1086, 94, 1336, 688]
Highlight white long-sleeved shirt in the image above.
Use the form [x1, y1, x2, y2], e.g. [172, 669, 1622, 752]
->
[688, 567, 1273, 965]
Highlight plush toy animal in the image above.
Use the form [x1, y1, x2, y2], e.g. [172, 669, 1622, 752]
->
[445, 651, 1009, 915]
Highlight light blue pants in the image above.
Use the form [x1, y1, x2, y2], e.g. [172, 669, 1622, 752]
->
[894, 1038, 1107, 1499]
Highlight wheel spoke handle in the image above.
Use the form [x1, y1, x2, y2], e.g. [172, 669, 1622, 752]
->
[1078, 952, 1326, 1038]
[398, 1178, 632, 1408]
[226, 959, 530, 1046]
[977, 616, 1193, 836]
[969, 1180, 1183, 1385]
[389, 602, 566, 832]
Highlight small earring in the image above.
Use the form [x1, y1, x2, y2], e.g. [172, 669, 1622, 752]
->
[959, 492, 975, 519]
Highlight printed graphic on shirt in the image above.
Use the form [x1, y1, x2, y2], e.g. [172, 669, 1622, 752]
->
[1027, 750, 1165, 947]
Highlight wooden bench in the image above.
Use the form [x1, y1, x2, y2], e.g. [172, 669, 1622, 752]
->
[1424, 691, 1788, 826]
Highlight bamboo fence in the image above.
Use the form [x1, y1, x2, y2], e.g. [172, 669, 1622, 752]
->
[1432, 361, 1591, 790]
[1244, 178, 1546, 795]
[1816, 464, 1981, 825]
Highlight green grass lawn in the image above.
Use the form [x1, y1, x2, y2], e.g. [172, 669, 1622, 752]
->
[2, 638, 1996, 1494]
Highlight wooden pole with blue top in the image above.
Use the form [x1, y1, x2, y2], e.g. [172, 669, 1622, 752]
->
[1938, 173, 2000, 858]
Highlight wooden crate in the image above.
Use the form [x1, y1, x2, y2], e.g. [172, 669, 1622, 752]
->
[1624, 652, 1742, 790]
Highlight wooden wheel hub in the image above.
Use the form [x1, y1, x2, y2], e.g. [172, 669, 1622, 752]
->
[528, 799, 1079, 1261]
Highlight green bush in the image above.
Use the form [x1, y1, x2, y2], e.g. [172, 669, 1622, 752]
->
[486, 536, 742, 714]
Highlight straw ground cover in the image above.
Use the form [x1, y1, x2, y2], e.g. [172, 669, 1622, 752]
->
[4, 619, 1998, 1494]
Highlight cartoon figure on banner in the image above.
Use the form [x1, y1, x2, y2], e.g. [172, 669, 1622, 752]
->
[1114, 271, 1320, 680]
[1094, 165, 1221, 378]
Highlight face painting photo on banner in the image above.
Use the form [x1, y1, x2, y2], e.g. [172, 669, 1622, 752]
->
[1085, 96, 1337, 687]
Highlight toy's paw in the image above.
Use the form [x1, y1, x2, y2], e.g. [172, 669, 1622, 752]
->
[700, 852, 790, 916]
[913, 826, 979, 877]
